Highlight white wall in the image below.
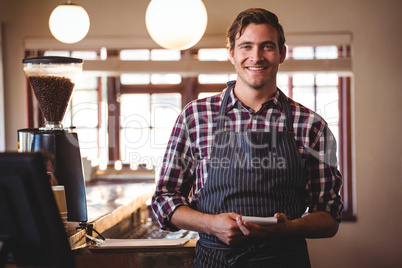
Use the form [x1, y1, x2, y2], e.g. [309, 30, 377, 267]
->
[1, 0, 401, 267]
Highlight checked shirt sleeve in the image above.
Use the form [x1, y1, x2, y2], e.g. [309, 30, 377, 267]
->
[304, 115, 344, 222]
[151, 109, 196, 231]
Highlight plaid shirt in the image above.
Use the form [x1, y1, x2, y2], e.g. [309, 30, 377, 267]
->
[152, 82, 343, 230]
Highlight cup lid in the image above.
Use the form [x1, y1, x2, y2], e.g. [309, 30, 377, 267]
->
[52, 185, 65, 191]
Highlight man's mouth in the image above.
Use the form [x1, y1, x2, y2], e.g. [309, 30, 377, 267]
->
[246, 66, 267, 71]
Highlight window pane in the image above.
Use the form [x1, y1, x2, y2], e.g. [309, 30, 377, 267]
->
[120, 94, 151, 124]
[70, 91, 98, 127]
[75, 128, 98, 160]
[120, 93, 152, 165]
[44, 51, 70, 57]
[151, 93, 181, 129]
[120, 127, 150, 164]
[292, 87, 315, 111]
[151, 74, 181, 84]
[198, 48, 229, 61]
[151, 49, 181, 61]
[198, 92, 220, 99]
[120, 49, 150, 61]
[151, 127, 174, 152]
[327, 124, 340, 166]
[316, 73, 338, 86]
[71, 51, 98, 60]
[277, 73, 289, 96]
[198, 74, 229, 84]
[98, 103, 109, 164]
[121, 128, 167, 168]
[120, 93, 151, 165]
[316, 86, 339, 124]
[292, 46, 314, 60]
[120, 93, 181, 166]
[100, 47, 107, 60]
[293, 73, 315, 86]
[75, 73, 98, 90]
[315, 46, 338, 59]
[120, 73, 150, 85]
[63, 106, 72, 127]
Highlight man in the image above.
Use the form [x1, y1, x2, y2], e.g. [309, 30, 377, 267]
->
[152, 8, 343, 267]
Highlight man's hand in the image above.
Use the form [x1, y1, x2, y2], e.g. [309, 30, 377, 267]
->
[208, 212, 248, 245]
[170, 206, 247, 245]
[236, 213, 293, 238]
[171, 207, 339, 245]
[236, 211, 339, 239]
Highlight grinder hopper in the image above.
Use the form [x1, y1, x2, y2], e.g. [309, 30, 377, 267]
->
[23, 56, 83, 129]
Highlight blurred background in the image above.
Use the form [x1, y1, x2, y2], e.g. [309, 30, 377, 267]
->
[0, 0, 401, 267]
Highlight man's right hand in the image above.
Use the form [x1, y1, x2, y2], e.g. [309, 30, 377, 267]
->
[170, 206, 247, 245]
[207, 212, 248, 245]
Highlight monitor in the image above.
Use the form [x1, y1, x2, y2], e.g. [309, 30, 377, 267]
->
[0, 152, 74, 267]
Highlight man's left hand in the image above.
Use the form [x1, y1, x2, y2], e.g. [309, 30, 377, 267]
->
[236, 211, 339, 239]
[236, 213, 295, 238]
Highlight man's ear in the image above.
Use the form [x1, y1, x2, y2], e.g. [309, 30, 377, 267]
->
[229, 49, 235, 65]
[279, 45, 287, 64]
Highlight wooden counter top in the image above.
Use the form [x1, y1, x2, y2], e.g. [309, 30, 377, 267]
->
[67, 181, 196, 268]
[67, 181, 156, 249]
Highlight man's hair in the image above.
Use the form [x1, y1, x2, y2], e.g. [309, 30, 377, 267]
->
[226, 8, 286, 54]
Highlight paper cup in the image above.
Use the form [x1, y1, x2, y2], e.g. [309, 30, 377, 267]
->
[52, 185, 67, 214]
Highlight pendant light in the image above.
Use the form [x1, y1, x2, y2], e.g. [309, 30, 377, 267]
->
[145, 0, 208, 50]
[49, 1, 90, 44]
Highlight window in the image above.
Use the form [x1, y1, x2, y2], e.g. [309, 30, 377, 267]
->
[62, 73, 107, 162]
[278, 73, 341, 164]
[290, 45, 339, 60]
[278, 45, 353, 220]
[119, 93, 181, 168]
[120, 49, 150, 61]
[198, 48, 229, 61]
[198, 74, 237, 84]
[121, 74, 150, 85]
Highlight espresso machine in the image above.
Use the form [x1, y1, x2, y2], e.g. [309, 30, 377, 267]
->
[18, 56, 87, 223]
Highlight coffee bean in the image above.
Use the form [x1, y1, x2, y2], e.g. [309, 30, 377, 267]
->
[28, 76, 75, 123]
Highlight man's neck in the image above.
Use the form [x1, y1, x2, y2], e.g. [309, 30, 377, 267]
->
[233, 82, 277, 113]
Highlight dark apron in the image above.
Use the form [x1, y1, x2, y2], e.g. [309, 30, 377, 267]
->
[194, 87, 311, 268]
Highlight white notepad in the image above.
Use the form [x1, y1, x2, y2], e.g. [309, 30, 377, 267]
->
[90, 238, 190, 249]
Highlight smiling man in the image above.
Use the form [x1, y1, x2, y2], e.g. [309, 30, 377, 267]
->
[152, 8, 343, 267]
[228, 22, 286, 112]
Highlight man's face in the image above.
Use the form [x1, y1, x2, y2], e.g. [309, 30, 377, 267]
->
[229, 23, 286, 90]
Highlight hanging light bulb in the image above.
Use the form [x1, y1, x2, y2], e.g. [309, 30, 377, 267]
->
[49, 1, 90, 44]
[145, 0, 208, 50]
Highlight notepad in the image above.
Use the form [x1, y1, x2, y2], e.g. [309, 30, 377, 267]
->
[90, 238, 190, 249]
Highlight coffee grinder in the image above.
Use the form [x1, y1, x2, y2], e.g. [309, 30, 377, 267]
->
[18, 56, 87, 223]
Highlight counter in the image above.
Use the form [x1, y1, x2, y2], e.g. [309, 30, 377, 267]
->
[67, 181, 156, 249]
[68, 181, 196, 268]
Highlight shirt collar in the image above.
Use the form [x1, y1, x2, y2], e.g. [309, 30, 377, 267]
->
[221, 81, 284, 114]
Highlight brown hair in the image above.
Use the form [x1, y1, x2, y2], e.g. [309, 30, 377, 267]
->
[226, 8, 286, 54]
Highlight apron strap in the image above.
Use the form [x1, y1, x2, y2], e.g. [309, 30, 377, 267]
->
[278, 89, 295, 133]
[217, 84, 234, 131]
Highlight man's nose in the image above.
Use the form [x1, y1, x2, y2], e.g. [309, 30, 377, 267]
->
[250, 48, 264, 62]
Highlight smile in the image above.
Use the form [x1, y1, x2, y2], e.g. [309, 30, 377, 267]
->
[246, 66, 267, 71]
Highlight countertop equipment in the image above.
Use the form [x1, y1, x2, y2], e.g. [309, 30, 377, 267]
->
[18, 56, 87, 223]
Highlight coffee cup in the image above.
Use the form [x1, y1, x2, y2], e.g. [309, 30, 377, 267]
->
[52, 185, 67, 214]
